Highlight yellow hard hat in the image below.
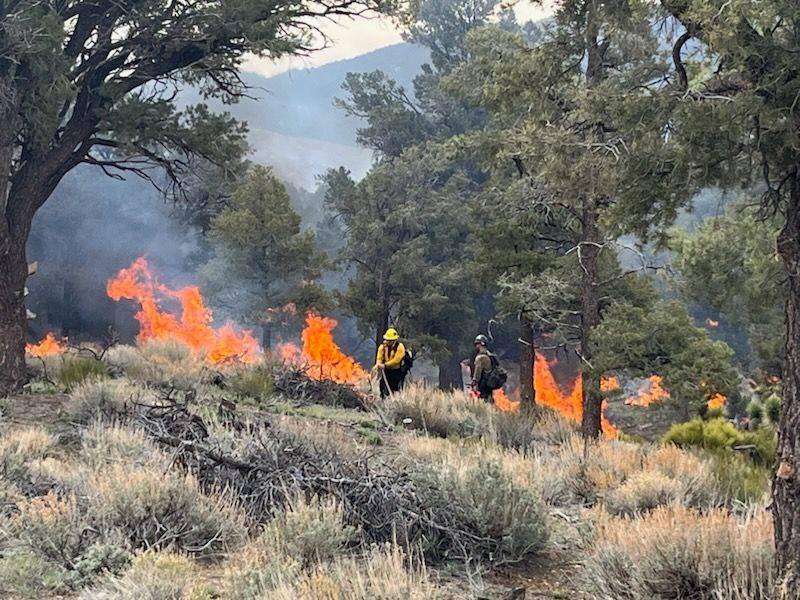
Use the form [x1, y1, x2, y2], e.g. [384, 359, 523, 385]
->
[383, 328, 399, 341]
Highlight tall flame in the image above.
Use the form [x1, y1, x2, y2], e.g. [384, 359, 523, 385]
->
[26, 332, 67, 357]
[107, 257, 260, 364]
[279, 313, 367, 385]
[490, 356, 619, 438]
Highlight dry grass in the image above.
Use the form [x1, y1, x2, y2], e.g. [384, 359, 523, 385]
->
[80, 421, 168, 470]
[112, 340, 211, 389]
[68, 378, 147, 423]
[269, 544, 436, 600]
[584, 505, 774, 599]
[604, 471, 684, 516]
[79, 551, 211, 600]
[382, 384, 492, 438]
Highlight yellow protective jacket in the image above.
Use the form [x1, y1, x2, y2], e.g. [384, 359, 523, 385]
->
[375, 342, 406, 370]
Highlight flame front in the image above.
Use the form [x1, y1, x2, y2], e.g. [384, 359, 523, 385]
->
[107, 257, 260, 364]
[26, 332, 67, 357]
[279, 313, 367, 385]
[534, 355, 618, 438]
[493, 388, 520, 411]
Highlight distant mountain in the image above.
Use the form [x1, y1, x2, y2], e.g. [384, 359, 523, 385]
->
[182, 43, 431, 187]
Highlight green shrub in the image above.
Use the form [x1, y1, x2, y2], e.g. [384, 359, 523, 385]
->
[584, 506, 773, 599]
[13, 492, 95, 568]
[747, 400, 764, 421]
[229, 366, 274, 400]
[764, 394, 781, 424]
[57, 357, 109, 391]
[417, 459, 549, 564]
[85, 464, 246, 555]
[663, 418, 777, 465]
[0, 551, 70, 598]
[706, 450, 771, 504]
[264, 494, 357, 567]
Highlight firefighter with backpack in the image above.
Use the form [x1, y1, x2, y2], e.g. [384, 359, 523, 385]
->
[374, 328, 413, 398]
[471, 334, 507, 402]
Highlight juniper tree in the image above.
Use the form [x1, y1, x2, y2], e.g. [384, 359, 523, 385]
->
[199, 166, 328, 347]
[0, 0, 382, 392]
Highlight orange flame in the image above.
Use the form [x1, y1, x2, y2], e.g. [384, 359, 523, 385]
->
[600, 375, 620, 392]
[279, 313, 367, 385]
[707, 393, 727, 410]
[107, 257, 260, 364]
[493, 388, 520, 412]
[625, 375, 669, 407]
[534, 355, 617, 439]
[26, 332, 67, 357]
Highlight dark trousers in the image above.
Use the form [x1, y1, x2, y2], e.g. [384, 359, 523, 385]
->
[379, 368, 405, 398]
[477, 382, 493, 403]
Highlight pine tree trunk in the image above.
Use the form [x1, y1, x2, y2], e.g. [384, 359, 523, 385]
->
[579, 203, 602, 439]
[519, 314, 535, 408]
[773, 172, 800, 599]
[261, 324, 272, 350]
[438, 348, 464, 391]
[0, 250, 29, 394]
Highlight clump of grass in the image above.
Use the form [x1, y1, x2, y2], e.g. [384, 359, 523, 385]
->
[383, 385, 491, 439]
[584, 505, 773, 599]
[80, 421, 168, 470]
[764, 394, 781, 424]
[0, 426, 58, 491]
[269, 544, 436, 600]
[706, 450, 771, 504]
[57, 356, 109, 391]
[228, 364, 274, 401]
[123, 339, 209, 389]
[79, 551, 201, 600]
[84, 464, 246, 555]
[664, 418, 777, 465]
[264, 494, 357, 567]
[68, 379, 144, 424]
[605, 471, 683, 516]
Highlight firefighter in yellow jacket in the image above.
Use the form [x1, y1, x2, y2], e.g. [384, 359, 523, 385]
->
[374, 328, 406, 397]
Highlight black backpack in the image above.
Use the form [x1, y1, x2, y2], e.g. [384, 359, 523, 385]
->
[484, 353, 508, 390]
[400, 347, 414, 374]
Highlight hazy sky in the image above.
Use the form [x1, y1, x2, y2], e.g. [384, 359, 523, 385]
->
[242, 2, 555, 78]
